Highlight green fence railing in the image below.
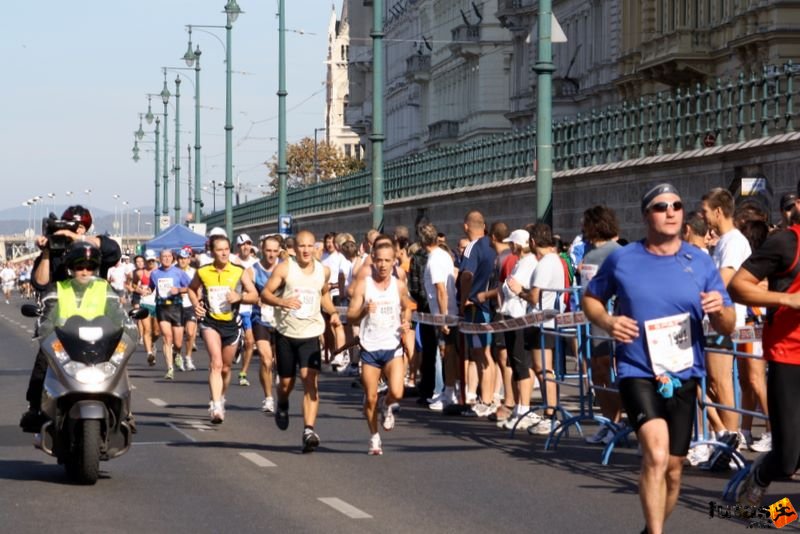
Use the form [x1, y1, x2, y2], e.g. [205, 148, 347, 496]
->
[205, 63, 797, 230]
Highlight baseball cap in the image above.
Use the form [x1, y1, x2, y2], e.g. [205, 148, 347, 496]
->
[178, 248, 192, 259]
[502, 229, 530, 247]
[236, 233, 252, 246]
[144, 249, 158, 261]
[207, 227, 226, 238]
[780, 192, 797, 211]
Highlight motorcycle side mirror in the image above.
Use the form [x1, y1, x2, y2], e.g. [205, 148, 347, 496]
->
[129, 308, 149, 321]
[21, 304, 40, 318]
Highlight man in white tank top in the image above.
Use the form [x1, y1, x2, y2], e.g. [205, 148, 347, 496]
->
[347, 241, 413, 455]
[262, 230, 342, 453]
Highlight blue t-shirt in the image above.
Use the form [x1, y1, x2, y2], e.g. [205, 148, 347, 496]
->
[251, 260, 278, 326]
[459, 236, 497, 314]
[148, 265, 191, 305]
[586, 240, 732, 380]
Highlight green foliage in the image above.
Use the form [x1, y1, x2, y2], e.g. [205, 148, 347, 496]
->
[267, 137, 365, 190]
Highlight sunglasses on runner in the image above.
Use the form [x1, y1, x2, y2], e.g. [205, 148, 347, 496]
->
[648, 201, 683, 213]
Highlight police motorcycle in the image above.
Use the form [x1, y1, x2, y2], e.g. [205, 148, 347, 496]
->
[21, 247, 145, 484]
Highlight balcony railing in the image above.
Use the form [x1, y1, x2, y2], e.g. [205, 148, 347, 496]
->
[206, 64, 798, 229]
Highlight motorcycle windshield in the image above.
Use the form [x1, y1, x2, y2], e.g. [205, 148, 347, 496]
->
[55, 316, 123, 365]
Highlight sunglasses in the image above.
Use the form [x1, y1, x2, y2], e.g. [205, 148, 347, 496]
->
[72, 263, 96, 272]
[648, 201, 683, 213]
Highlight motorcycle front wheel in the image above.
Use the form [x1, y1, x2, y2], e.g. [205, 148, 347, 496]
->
[65, 419, 101, 485]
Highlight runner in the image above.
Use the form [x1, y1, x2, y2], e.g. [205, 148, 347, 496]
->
[582, 183, 735, 534]
[177, 247, 198, 371]
[188, 234, 258, 424]
[1, 262, 17, 304]
[347, 240, 413, 455]
[251, 235, 282, 413]
[730, 185, 800, 505]
[232, 233, 259, 386]
[261, 230, 342, 453]
[149, 249, 191, 379]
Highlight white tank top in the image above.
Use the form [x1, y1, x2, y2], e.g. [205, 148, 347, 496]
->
[276, 259, 326, 339]
[359, 275, 402, 353]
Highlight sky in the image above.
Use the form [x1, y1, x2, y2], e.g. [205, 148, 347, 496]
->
[0, 0, 343, 220]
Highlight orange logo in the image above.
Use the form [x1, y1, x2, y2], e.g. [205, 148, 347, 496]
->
[770, 497, 798, 529]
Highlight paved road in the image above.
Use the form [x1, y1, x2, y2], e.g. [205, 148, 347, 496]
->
[0, 296, 796, 533]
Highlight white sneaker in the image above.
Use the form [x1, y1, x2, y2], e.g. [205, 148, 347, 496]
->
[427, 391, 443, 405]
[737, 430, 751, 452]
[381, 398, 395, 431]
[750, 432, 772, 453]
[184, 357, 196, 371]
[429, 392, 456, 412]
[529, 418, 553, 435]
[174, 355, 185, 372]
[261, 396, 275, 413]
[208, 401, 224, 424]
[465, 392, 478, 405]
[687, 443, 712, 466]
[471, 401, 497, 418]
[331, 352, 348, 369]
[503, 411, 541, 431]
[368, 434, 383, 456]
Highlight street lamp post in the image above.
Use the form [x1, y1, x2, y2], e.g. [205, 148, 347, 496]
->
[154, 117, 161, 232]
[134, 209, 142, 237]
[277, 0, 288, 232]
[47, 192, 56, 215]
[223, 0, 242, 240]
[183, 26, 203, 223]
[160, 70, 171, 223]
[174, 75, 182, 225]
[534, 0, 555, 226]
[371, 0, 385, 232]
[314, 127, 326, 184]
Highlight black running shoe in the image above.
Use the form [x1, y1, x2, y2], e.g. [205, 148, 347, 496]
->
[275, 408, 289, 431]
[302, 428, 320, 453]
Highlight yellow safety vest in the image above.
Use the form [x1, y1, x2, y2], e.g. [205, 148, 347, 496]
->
[56, 280, 108, 325]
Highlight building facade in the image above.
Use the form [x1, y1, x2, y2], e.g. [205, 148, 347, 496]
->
[326, 3, 364, 160]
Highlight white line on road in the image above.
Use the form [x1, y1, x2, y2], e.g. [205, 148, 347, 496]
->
[239, 452, 276, 467]
[148, 398, 168, 407]
[318, 498, 372, 519]
[186, 419, 214, 432]
[166, 422, 197, 443]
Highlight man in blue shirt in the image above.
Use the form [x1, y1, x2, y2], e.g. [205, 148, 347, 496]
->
[149, 249, 191, 379]
[459, 210, 498, 417]
[582, 183, 735, 534]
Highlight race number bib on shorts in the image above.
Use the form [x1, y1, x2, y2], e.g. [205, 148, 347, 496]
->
[207, 286, 232, 314]
[157, 278, 174, 299]
[644, 312, 693, 375]
[260, 303, 275, 325]
[292, 287, 319, 319]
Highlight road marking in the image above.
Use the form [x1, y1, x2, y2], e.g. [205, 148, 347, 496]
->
[239, 452, 276, 467]
[186, 419, 214, 432]
[148, 398, 168, 407]
[318, 498, 372, 519]
[166, 422, 197, 443]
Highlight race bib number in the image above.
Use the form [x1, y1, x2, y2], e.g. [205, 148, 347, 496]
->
[369, 299, 396, 330]
[292, 287, 319, 319]
[207, 286, 231, 315]
[260, 303, 275, 325]
[157, 278, 174, 299]
[645, 313, 694, 375]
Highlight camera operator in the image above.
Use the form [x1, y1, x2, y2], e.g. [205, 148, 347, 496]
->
[20, 205, 122, 432]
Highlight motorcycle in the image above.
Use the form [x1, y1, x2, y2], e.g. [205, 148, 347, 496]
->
[21, 304, 146, 484]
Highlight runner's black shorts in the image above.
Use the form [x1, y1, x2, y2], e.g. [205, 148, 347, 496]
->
[252, 322, 275, 344]
[199, 316, 242, 347]
[523, 326, 556, 351]
[618, 377, 698, 457]
[275, 332, 321, 378]
[181, 306, 197, 326]
[156, 303, 183, 326]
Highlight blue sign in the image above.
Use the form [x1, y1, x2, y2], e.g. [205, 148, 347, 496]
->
[278, 214, 292, 237]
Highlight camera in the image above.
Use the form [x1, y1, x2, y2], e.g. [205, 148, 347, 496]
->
[42, 214, 79, 253]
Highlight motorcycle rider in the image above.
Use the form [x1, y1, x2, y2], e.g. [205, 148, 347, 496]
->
[20, 205, 121, 432]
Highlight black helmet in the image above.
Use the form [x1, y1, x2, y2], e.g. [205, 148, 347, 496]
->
[61, 205, 93, 230]
[64, 242, 101, 271]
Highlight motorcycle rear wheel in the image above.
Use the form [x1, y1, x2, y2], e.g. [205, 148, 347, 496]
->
[65, 419, 101, 485]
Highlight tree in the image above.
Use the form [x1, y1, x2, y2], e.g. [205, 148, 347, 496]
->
[267, 137, 365, 190]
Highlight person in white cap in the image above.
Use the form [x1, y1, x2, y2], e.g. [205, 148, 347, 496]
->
[198, 227, 227, 267]
[232, 233, 259, 386]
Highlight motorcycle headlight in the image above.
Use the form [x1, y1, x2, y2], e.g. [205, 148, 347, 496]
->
[63, 362, 117, 384]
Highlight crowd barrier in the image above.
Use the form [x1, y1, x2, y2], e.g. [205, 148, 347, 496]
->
[336, 287, 768, 500]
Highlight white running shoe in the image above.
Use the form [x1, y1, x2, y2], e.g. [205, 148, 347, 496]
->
[380, 398, 395, 431]
[184, 357, 196, 371]
[174, 355, 185, 372]
[208, 401, 224, 424]
[750, 432, 772, 453]
[503, 411, 541, 431]
[261, 396, 275, 413]
[686, 444, 712, 466]
[368, 434, 383, 456]
[529, 418, 553, 435]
